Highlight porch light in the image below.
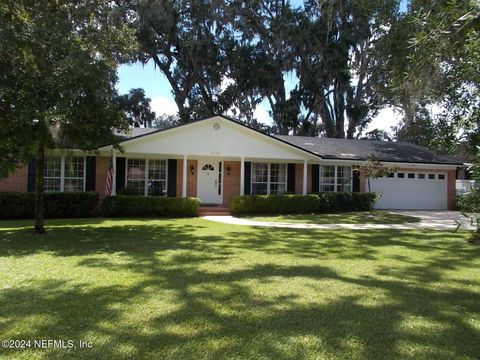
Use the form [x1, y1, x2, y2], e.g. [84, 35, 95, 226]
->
[190, 165, 195, 175]
[226, 166, 231, 176]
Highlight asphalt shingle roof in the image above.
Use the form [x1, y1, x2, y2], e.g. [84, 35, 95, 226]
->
[274, 135, 463, 165]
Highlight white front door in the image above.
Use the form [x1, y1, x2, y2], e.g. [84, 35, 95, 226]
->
[198, 159, 223, 204]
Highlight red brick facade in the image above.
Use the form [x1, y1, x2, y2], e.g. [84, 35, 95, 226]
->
[223, 161, 240, 205]
[0, 166, 28, 192]
[176, 159, 198, 198]
[0, 157, 458, 210]
[96, 156, 110, 197]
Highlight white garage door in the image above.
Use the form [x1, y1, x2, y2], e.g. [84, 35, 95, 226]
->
[370, 171, 448, 210]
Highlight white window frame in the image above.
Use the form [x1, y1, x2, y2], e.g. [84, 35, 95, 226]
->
[251, 162, 288, 195]
[318, 165, 353, 192]
[126, 158, 168, 196]
[147, 159, 168, 196]
[64, 156, 87, 192]
[319, 165, 336, 192]
[44, 155, 86, 192]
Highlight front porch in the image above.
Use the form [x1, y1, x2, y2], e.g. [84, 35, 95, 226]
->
[109, 154, 313, 206]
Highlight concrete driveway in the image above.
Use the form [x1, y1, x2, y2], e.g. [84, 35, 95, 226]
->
[203, 211, 474, 230]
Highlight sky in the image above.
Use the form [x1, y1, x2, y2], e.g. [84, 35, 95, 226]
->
[116, 0, 409, 135]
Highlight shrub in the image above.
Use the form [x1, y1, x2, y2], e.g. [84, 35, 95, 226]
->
[101, 196, 200, 217]
[0, 192, 99, 219]
[315, 192, 377, 212]
[230, 194, 319, 215]
[458, 187, 480, 212]
[230, 192, 377, 215]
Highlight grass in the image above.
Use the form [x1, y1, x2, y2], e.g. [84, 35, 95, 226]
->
[246, 211, 421, 224]
[0, 218, 479, 359]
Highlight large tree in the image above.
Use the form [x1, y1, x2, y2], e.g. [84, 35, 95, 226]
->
[377, 0, 480, 152]
[0, 0, 135, 233]
[120, 0, 236, 123]
[118, 88, 156, 127]
[293, 0, 399, 138]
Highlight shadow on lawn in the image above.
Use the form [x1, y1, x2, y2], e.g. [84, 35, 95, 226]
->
[0, 221, 479, 359]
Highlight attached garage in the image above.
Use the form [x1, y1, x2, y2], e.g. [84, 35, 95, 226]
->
[370, 171, 448, 210]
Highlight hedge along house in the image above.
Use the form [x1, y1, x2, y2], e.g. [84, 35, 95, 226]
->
[0, 115, 463, 210]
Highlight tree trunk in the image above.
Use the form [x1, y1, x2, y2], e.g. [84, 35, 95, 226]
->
[34, 146, 46, 234]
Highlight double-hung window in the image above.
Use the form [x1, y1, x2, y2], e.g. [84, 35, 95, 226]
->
[318, 165, 352, 192]
[148, 160, 167, 196]
[336, 166, 352, 192]
[319, 165, 335, 192]
[126, 158, 167, 196]
[44, 156, 85, 192]
[251, 163, 287, 195]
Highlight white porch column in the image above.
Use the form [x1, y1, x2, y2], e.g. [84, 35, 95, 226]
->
[182, 154, 187, 197]
[112, 151, 117, 195]
[240, 157, 245, 195]
[302, 160, 308, 195]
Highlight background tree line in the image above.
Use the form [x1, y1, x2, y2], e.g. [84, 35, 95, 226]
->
[116, 0, 479, 154]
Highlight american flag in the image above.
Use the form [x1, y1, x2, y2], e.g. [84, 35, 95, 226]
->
[105, 157, 114, 196]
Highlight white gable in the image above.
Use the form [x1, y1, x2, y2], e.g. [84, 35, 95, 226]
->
[113, 116, 317, 161]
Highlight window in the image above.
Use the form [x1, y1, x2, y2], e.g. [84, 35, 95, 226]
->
[428, 174, 436, 179]
[319, 165, 335, 192]
[408, 173, 415, 179]
[64, 157, 85, 192]
[397, 173, 405, 178]
[44, 156, 85, 192]
[127, 159, 167, 196]
[438, 174, 446, 180]
[418, 173, 426, 179]
[387, 173, 395, 178]
[318, 165, 352, 192]
[148, 160, 167, 196]
[251, 163, 287, 195]
[126, 159, 146, 195]
[337, 166, 352, 192]
[251, 163, 268, 195]
[44, 156, 62, 192]
[270, 163, 287, 194]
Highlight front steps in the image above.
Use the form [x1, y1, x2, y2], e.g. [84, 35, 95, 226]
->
[198, 206, 231, 216]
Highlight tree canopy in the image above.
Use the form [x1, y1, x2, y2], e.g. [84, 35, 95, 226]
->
[0, 0, 135, 232]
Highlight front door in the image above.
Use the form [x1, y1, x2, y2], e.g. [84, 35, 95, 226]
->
[198, 159, 223, 204]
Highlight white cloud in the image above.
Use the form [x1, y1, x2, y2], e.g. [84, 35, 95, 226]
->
[254, 105, 272, 125]
[150, 96, 178, 116]
[366, 107, 403, 133]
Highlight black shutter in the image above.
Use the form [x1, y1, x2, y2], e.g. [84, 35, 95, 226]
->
[27, 160, 36, 192]
[116, 157, 126, 192]
[312, 164, 319, 193]
[352, 170, 360, 192]
[85, 157, 96, 191]
[167, 159, 177, 197]
[287, 163, 296, 193]
[244, 162, 251, 195]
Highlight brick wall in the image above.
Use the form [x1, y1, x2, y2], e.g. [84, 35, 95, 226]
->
[223, 161, 240, 205]
[95, 157, 110, 197]
[0, 166, 28, 192]
[447, 169, 456, 210]
[176, 159, 197, 197]
[294, 163, 312, 194]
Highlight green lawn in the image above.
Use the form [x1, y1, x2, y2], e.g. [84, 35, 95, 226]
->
[247, 211, 421, 224]
[0, 218, 479, 359]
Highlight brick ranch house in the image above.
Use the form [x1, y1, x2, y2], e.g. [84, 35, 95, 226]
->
[0, 115, 463, 210]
